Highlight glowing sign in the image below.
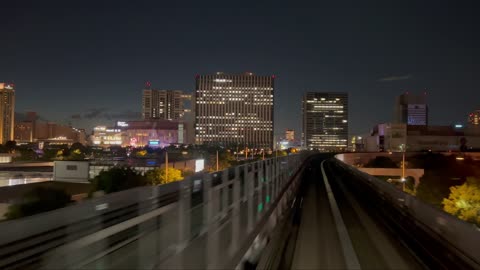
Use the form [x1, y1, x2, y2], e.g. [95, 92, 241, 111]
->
[117, 121, 129, 127]
[195, 159, 205, 172]
[455, 124, 463, 128]
[149, 140, 160, 146]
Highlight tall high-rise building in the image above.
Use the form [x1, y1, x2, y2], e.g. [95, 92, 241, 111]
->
[285, 129, 294, 141]
[195, 72, 274, 149]
[0, 83, 15, 144]
[302, 92, 348, 151]
[142, 84, 184, 120]
[394, 93, 428, 126]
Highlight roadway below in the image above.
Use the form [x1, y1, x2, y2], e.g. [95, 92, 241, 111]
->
[286, 154, 423, 269]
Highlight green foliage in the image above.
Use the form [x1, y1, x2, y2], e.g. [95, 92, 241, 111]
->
[364, 156, 399, 168]
[206, 151, 234, 172]
[416, 175, 459, 208]
[4, 140, 17, 153]
[443, 177, 480, 225]
[415, 153, 475, 208]
[5, 187, 71, 220]
[70, 142, 86, 153]
[40, 148, 58, 161]
[17, 148, 38, 161]
[145, 167, 183, 185]
[65, 148, 86, 161]
[90, 167, 147, 194]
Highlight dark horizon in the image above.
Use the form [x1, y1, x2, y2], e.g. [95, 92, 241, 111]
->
[1, 2, 478, 136]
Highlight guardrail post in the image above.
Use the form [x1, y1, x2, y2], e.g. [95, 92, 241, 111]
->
[230, 166, 241, 255]
[247, 164, 255, 233]
[242, 165, 248, 202]
[222, 169, 229, 218]
[177, 177, 192, 250]
[265, 160, 271, 208]
[204, 173, 221, 269]
[257, 161, 264, 221]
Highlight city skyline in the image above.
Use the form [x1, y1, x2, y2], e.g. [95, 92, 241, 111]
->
[1, 3, 478, 136]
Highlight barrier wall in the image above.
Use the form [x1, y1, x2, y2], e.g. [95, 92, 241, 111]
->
[334, 154, 480, 269]
[0, 153, 308, 270]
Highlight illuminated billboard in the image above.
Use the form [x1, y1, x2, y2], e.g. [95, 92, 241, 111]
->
[149, 140, 160, 146]
[195, 159, 205, 172]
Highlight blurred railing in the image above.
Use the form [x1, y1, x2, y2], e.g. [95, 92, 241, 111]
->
[0, 153, 308, 270]
[334, 155, 480, 269]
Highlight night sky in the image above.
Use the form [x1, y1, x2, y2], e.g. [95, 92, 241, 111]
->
[1, 2, 479, 137]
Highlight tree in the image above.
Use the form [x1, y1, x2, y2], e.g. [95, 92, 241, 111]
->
[90, 167, 147, 194]
[442, 177, 480, 225]
[18, 148, 38, 161]
[66, 148, 86, 161]
[206, 151, 233, 172]
[5, 187, 72, 220]
[416, 175, 459, 208]
[145, 167, 183, 185]
[70, 142, 86, 153]
[364, 156, 398, 168]
[5, 140, 17, 153]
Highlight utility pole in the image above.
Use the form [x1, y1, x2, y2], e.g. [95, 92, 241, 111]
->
[216, 150, 219, 171]
[245, 146, 248, 160]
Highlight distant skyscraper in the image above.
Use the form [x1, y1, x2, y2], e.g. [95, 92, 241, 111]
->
[285, 129, 294, 141]
[195, 72, 274, 149]
[0, 83, 15, 144]
[142, 84, 184, 120]
[394, 93, 428, 126]
[468, 110, 480, 126]
[302, 92, 348, 151]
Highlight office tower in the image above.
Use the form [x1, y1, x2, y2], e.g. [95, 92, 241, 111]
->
[285, 129, 294, 141]
[468, 110, 480, 126]
[394, 93, 428, 126]
[195, 72, 274, 149]
[0, 83, 15, 144]
[142, 83, 184, 120]
[302, 92, 348, 151]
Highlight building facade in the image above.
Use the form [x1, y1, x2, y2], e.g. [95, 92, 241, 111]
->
[0, 83, 15, 144]
[302, 92, 348, 151]
[285, 129, 294, 141]
[194, 72, 274, 149]
[358, 123, 480, 152]
[468, 110, 480, 126]
[91, 120, 188, 148]
[14, 111, 86, 145]
[394, 93, 428, 126]
[142, 87, 184, 120]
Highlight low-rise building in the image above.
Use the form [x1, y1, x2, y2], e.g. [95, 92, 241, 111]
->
[357, 123, 480, 152]
[91, 120, 189, 148]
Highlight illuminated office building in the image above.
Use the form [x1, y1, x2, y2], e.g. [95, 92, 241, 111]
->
[142, 83, 185, 120]
[302, 92, 348, 151]
[0, 83, 15, 144]
[394, 93, 428, 126]
[195, 72, 274, 149]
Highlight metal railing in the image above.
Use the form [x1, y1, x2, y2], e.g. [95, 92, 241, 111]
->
[0, 153, 308, 270]
[334, 156, 480, 269]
